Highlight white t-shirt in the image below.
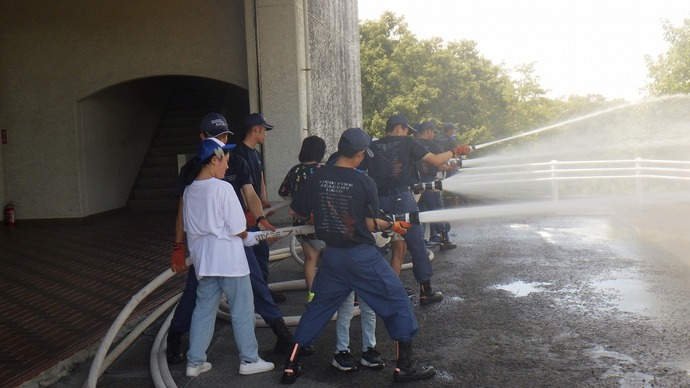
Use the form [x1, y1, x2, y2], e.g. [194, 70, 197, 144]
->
[183, 177, 249, 279]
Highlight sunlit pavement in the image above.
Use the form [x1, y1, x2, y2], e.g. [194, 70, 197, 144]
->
[53, 208, 690, 387]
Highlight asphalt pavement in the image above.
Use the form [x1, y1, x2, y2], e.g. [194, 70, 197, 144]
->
[50, 205, 690, 387]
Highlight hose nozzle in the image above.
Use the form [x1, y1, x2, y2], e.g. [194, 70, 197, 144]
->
[392, 211, 420, 225]
[410, 179, 443, 194]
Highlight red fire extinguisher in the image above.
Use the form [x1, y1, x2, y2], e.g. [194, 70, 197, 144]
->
[5, 201, 15, 227]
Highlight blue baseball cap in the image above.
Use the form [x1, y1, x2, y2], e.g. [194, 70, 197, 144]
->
[244, 113, 274, 130]
[196, 137, 236, 161]
[200, 113, 233, 138]
[338, 127, 374, 157]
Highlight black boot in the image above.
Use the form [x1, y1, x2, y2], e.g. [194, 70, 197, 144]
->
[281, 343, 304, 384]
[393, 341, 435, 383]
[271, 290, 287, 303]
[439, 231, 457, 251]
[166, 330, 184, 364]
[270, 318, 295, 354]
[419, 282, 443, 306]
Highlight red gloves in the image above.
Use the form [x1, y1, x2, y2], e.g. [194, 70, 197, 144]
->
[170, 242, 187, 273]
[452, 145, 473, 156]
[257, 216, 277, 231]
[245, 209, 256, 229]
[392, 221, 412, 234]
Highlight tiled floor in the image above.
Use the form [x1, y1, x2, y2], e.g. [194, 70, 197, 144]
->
[0, 212, 185, 388]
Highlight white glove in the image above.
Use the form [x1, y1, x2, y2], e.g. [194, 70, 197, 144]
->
[372, 231, 391, 248]
[242, 231, 262, 247]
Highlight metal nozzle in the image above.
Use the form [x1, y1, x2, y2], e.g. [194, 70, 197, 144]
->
[392, 211, 420, 225]
[410, 179, 443, 194]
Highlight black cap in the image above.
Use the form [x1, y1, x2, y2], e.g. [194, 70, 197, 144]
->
[419, 120, 437, 132]
[244, 113, 274, 130]
[387, 114, 416, 133]
[200, 113, 233, 137]
[442, 122, 458, 132]
[338, 127, 374, 157]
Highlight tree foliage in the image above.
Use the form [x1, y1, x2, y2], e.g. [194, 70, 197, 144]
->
[359, 12, 619, 146]
[646, 18, 690, 95]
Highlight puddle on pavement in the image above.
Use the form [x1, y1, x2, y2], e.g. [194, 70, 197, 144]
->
[491, 272, 656, 317]
[619, 372, 656, 388]
[537, 230, 555, 244]
[590, 269, 652, 315]
[490, 281, 552, 297]
[586, 344, 634, 362]
[668, 360, 690, 376]
[434, 370, 454, 382]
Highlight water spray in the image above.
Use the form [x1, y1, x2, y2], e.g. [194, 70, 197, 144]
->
[472, 100, 649, 150]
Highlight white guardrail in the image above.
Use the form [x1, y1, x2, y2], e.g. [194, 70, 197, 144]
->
[455, 158, 690, 201]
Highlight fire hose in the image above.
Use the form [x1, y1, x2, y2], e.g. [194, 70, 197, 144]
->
[88, 213, 443, 386]
[84, 224, 338, 387]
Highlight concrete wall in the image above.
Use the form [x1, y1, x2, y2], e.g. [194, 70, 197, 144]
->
[0, 0, 362, 220]
[307, 0, 362, 147]
[251, 0, 362, 203]
[0, 1, 248, 219]
[78, 80, 172, 215]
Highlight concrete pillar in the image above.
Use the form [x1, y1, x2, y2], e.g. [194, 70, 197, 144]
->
[246, 0, 307, 203]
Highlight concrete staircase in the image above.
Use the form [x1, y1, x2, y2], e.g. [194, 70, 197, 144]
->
[127, 88, 228, 212]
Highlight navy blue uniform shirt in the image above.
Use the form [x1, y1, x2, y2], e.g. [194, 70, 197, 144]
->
[291, 166, 378, 248]
[367, 136, 429, 193]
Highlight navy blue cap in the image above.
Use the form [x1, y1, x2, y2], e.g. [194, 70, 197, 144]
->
[196, 137, 236, 161]
[419, 120, 437, 132]
[200, 113, 233, 138]
[338, 127, 374, 157]
[442, 122, 458, 132]
[387, 114, 415, 133]
[244, 113, 274, 130]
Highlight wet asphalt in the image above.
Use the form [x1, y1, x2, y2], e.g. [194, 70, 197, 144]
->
[53, 205, 690, 388]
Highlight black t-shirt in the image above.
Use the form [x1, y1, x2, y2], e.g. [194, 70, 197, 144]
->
[434, 133, 457, 153]
[367, 136, 429, 193]
[415, 138, 442, 182]
[291, 166, 378, 248]
[232, 142, 264, 197]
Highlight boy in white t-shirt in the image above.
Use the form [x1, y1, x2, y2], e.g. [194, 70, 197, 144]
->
[183, 137, 274, 377]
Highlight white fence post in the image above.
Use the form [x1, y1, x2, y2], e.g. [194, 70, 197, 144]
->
[551, 160, 559, 202]
[635, 157, 642, 197]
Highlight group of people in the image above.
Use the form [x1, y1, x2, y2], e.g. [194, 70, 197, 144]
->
[413, 120, 465, 250]
[168, 112, 292, 378]
[168, 111, 471, 384]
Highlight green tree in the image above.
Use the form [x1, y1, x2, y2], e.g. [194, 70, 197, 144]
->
[646, 18, 690, 95]
[359, 12, 515, 141]
[359, 12, 616, 148]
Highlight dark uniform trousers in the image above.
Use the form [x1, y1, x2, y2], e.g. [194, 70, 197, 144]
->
[294, 244, 419, 346]
[378, 190, 433, 283]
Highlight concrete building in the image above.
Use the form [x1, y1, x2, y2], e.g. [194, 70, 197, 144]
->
[0, 0, 362, 221]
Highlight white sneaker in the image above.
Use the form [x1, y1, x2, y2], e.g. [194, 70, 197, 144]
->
[186, 361, 212, 377]
[239, 358, 275, 375]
